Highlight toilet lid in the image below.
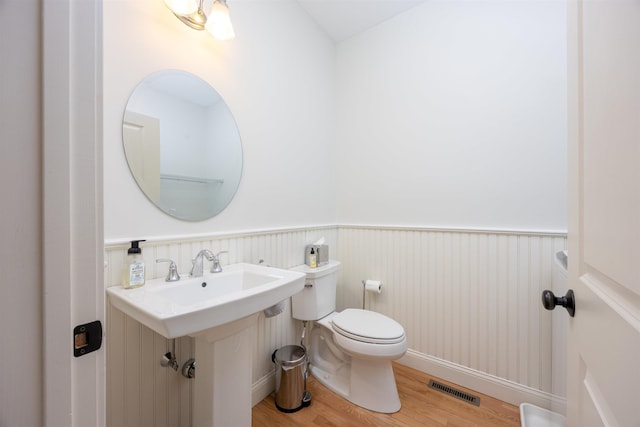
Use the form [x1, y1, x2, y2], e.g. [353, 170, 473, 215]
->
[331, 309, 406, 344]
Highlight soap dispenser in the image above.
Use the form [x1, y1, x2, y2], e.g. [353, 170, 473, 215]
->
[122, 240, 146, 289]
[309, 247, 317, 268]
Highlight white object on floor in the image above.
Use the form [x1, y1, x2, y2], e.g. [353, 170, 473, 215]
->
[520, 403, 566, 427]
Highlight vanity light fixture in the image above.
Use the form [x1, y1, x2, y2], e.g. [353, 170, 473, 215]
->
[163, 0, 235, 41]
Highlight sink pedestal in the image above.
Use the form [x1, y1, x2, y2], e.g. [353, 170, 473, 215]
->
[192, 314, 259, 427]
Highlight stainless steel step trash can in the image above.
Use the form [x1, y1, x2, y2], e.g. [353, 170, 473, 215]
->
[272, 345, 311, 412]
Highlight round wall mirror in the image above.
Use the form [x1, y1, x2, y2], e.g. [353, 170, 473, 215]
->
[122, 70, 242, 221]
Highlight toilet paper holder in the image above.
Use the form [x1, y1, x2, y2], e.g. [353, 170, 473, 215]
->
[361, 279, 382, 309]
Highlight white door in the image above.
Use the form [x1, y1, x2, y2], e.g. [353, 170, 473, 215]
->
[42, 0, 105, 425]
[123, 111, 161, 201]
[566, 0, 640, 425]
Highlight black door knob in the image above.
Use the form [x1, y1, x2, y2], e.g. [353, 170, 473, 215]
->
[542, 289, 575, 317]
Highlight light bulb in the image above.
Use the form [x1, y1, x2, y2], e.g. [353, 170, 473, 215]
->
[205, 0, 235, 40]
[163, 0, 198, 16]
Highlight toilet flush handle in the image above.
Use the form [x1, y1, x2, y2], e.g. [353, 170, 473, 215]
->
[304, 282, 313, 288]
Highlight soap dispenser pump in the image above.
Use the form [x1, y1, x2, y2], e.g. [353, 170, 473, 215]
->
[122, 240, 146, 289]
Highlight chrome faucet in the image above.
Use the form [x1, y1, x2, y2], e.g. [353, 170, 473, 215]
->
[190, 249, 215, 277]
[190, 249, 228, 276]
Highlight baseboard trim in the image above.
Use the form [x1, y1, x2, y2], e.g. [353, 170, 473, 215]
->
[398, 350, 566, 414]
[252, 350, 567, 414]
[252, 371, 275, 407]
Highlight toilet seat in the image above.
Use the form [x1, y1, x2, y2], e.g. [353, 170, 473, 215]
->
[331, 309, 406, 344]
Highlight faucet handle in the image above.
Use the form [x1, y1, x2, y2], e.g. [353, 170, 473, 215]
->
[156, 259, 181, 282]
[210, 251, 228, 273]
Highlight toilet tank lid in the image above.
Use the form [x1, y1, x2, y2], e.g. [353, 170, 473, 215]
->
[290, 260, 340, 278]
[332, 308, 405, 342]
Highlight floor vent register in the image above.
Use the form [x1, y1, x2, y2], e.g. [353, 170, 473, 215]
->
[428, 379, 481, 407]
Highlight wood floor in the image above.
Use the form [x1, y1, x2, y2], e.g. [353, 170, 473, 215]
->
[252, 363, 521, 426]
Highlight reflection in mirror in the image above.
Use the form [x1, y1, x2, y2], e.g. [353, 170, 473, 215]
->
[123, 70, 242, 221]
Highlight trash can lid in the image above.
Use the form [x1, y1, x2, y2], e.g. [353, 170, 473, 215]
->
[274, 345, 306, 366]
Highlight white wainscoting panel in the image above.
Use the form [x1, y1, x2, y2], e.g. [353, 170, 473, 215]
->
[105, 225, 566, 425]
[336, 226, 567, 405]
[105, 226, 337, 427]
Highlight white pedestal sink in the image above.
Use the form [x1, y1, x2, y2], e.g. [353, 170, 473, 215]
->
[107, 263, 306, 426]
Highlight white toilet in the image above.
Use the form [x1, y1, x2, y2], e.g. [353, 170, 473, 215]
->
[290, 260, 407, 413]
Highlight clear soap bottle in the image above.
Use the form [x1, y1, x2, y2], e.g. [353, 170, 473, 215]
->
[309, 247, 317, 268]
[121, 240, 146, 289]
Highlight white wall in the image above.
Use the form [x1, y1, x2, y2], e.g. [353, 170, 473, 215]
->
[335, 0, 567, 232]
[105, 0, 568, 239]
[103, 0, 336, 241]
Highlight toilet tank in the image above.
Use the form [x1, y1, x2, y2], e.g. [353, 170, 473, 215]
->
[290, 260, 341, 321]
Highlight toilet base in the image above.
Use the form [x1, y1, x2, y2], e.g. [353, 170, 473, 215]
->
[310, 357, 401, 413]
[309, 324, 402, 413]
[350, 357, 402, 413]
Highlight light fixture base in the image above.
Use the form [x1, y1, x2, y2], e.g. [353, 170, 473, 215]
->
[174, 9, 207, 30]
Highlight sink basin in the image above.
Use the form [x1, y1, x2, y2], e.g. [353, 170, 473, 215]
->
[107, 263, 306, 338]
